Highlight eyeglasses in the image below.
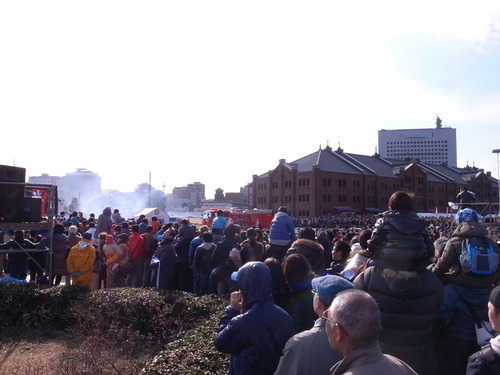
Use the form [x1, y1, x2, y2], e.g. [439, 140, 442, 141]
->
[322, 310, 349, 336]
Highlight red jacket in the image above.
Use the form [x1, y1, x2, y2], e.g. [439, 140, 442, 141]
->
[128, 232, 145, 261]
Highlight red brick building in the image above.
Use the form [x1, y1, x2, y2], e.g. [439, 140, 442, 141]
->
[251, 145, 499, 217]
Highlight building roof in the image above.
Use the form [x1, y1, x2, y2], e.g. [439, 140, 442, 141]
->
[259, 146, 493, 185]
[290, 148, 365, 174]
[282, 146, 398, 178]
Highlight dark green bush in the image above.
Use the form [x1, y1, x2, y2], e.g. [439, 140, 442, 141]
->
[68, 288, 226, 354]
[0, 283, 230, 374]
[0, 283, 88, 332]
[139, 298, 229, 375]
[69, 289, 230, 373]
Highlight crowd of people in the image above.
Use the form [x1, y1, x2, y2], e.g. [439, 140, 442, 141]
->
[1, 196, 500, 374]
[211, 195, 500, 375]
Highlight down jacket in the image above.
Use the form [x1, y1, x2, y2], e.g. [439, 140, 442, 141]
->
[214, 262, 294, 375]
[354, 266, 444, 375]
[269, 212, 296, 245]
[367, 210, 434, 271]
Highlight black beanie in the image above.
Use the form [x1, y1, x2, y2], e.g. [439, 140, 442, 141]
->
[489, 286, 500, 309]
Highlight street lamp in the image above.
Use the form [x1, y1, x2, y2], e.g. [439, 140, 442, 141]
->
[493, 149, 500, 216]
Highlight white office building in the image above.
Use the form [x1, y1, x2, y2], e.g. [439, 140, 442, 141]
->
[60, 169, 101, 208]
[378, 119, 457, 166]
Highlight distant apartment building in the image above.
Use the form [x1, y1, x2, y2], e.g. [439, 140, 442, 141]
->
[28, 169, 101, 212]
[172, 182, 206, 210]
[378, 117, 457, 167]
[59, 169, 101, 208]
[187, 182, 205, 208]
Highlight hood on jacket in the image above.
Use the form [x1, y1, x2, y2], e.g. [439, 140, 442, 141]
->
[200, 242, 214, 250]
[383, 210, 428, 235]
[273, 211, 289, 220]
[290, 238, 324, 253]
[381, 268, 423, 297]
[102, 206, 112, 217]
[236, 261, 273, 311]
[78, 238, 92, 250]
[452, 220, 488, 238]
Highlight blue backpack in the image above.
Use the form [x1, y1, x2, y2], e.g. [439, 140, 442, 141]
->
[459, 237, 498, 275]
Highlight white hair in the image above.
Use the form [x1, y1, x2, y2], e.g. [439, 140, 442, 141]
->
[329, 289, 381, 348]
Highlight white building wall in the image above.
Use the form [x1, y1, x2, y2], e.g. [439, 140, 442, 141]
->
[60, 169, 101, 208]
[378, 127, 457, 166]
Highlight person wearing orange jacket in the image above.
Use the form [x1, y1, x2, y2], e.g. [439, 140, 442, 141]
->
[66, 232, 96, 288]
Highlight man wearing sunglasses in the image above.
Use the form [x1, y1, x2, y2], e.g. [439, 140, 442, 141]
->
[326, 289, 417, 375]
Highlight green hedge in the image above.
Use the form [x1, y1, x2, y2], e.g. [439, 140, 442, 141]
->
[0, 283, 88, 331]
[0, 283, 229, 374]
[140, 302, 229, 375]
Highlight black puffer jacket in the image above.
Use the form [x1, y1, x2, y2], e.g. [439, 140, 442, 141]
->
[367, 210, 434, 271]
[194, 243, 216, 275]
[354, 266, 444, 375]
[211, 235, 240, 274]
[467, 343, 500, 375]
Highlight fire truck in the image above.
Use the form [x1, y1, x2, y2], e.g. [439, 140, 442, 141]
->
[202, 208, 273, 230]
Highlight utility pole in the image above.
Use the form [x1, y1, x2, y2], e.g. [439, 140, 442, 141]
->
[493, 149, 500, 215]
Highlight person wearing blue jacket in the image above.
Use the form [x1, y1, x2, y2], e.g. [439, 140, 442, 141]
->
[264, 206, 296, 262]
[212, 210, 228, 244]
[214, 261, 294, 375]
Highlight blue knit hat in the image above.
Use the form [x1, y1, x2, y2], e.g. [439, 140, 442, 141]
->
[455, 208, 480, 224]
[82, 232, 93, 241]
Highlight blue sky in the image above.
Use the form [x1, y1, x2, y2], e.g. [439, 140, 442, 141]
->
[382, 34, 500, 97]
[1, 1, 499, 200]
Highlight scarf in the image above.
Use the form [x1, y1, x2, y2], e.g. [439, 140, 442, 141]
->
[490, 335, 500, 355]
